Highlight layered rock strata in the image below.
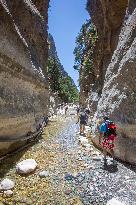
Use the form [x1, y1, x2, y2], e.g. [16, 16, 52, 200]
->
[0, 0, 49, 155]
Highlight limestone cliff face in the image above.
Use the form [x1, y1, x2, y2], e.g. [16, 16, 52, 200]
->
[0, 0, 49, 154]
[85, 0, 136, 164]
[86, 0, 128, 108]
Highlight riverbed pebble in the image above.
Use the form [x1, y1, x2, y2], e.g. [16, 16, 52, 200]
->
[39, 171, 49, 178]
[4, 190, 13, 197]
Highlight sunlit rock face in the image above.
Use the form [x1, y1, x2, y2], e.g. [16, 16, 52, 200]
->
[86, 0, 136, 164]
[0, 0, 49, 155]
[86, 0, 128, 110]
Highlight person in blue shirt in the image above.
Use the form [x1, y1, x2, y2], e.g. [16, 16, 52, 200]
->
[99, 116, 116, 166]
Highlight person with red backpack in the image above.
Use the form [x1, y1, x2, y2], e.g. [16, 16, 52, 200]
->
[99, 116, 117, 166]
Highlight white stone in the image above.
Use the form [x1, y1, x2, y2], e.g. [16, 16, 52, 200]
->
[85, 126, 91, 131]
[4, 190, 13, 196]
[84, 143, 91, 148]
[89, 185, 94, 191]
[92, 156, 102, 161]
[88, 165, 95, 169]
[85, 147, 91, 152]
[0, 179, 15, 191]
[94, 151, 100, 156]
[16, 159, 37, 174]
[78, 136, 88, 143]
[71, 172, 78, 178]
[124, 176, 130, 180]
[107, 198, 126, 205]
[39, 171, 49, 178]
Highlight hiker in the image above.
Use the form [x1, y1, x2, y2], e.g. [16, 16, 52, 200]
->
[77, 108, 89, 135]
[99, 116, 117, 166]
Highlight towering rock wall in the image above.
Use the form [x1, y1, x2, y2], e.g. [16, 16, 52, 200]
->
[86, 0, 128, 108]
[0, 0, 49, 155]
[85, 0, 136, 164]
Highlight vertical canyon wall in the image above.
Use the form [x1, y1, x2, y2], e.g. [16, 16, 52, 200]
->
[85, 0, 136, 163]
[0, 0, 49, 155]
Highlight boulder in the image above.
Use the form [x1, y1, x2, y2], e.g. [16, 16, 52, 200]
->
[0, 179, 15, 191]
[16, 159, 37, 174]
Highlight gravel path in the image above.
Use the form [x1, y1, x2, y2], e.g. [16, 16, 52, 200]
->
[50, 119, 136, 205]
[0, 117, 136, 205]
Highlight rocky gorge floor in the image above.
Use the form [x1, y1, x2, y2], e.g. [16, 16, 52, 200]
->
[0, 115, 136, 205]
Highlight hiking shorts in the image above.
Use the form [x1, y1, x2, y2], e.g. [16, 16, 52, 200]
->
[80, 121, 87, 125]
[102, 134, 116, 150]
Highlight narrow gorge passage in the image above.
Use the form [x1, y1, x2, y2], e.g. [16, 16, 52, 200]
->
[0, 0, 135, 204]
[0, 114, 136, 205]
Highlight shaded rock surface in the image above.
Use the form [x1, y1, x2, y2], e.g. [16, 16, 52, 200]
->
[0, 0, 49, 155]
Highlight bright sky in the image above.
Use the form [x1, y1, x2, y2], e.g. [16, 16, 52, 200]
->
[48, 0, 89, 87]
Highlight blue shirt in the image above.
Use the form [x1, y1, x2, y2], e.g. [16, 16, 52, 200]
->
[99, 120, 109, 133]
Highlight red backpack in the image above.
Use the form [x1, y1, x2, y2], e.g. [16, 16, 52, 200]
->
[104, 121, 117, 138]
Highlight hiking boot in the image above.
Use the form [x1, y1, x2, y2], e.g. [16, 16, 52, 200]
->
[103, 157, 107, 167]
[112, 159, 117, 166]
